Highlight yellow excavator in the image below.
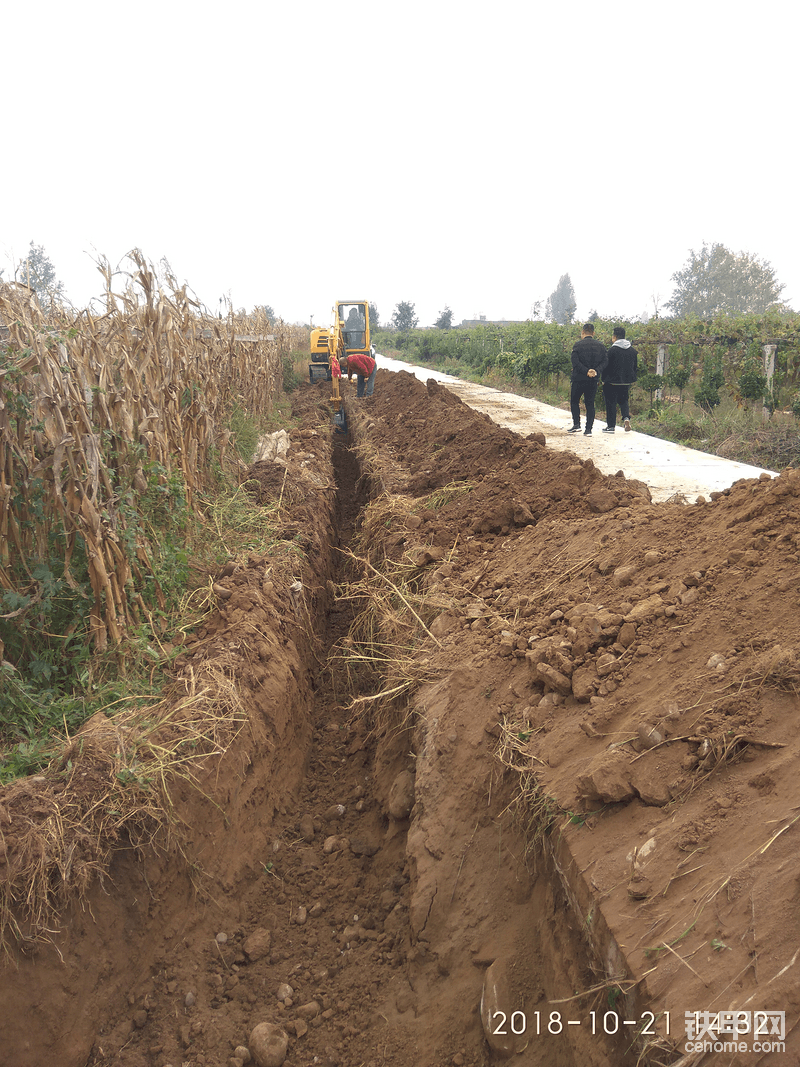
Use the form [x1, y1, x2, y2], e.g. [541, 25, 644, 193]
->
[309, 300, 371, 432]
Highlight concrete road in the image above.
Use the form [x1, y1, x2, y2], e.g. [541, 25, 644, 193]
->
[375, 353, 776, 504]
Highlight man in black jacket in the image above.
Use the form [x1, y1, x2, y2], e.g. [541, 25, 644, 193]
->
[568, 323, 608, 436]
[601, 326, 638, 432]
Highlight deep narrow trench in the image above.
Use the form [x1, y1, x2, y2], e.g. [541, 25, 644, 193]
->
[306, 412, 652, 1067]
[229, 415, 648, 1067]
[180, 426, 427, 1067]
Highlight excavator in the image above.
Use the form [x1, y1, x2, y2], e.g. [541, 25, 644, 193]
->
[309, 300, 371, 432]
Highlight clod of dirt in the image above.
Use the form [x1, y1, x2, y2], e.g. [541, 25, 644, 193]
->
[295, 999, 321, 1019]
[635, 723, 664, 749]
[387, 769, 415, 819]
[576, 752, 636, 804]
[299, 813, 315, 840]
[349, 832, 380, 856]
[243, 928, 272, 961]
[248, 1021, 288, 1067]
[322, 834, 349, 854]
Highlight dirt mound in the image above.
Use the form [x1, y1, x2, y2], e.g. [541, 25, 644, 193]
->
[366, 371, 651, 535]
[350, 370, 800, 1063]
[3, 369, 800, 1067]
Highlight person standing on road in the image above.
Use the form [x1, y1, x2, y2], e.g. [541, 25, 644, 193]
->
[568, 323, 608, 436]
[602, 326, 638, 433]
[341, 351, 377, 397]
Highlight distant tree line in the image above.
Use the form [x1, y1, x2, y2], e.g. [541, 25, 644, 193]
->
[11, 239, 790, 335]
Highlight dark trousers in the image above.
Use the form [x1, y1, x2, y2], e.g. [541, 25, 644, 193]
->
[603, 383, 631, 428]
[570, 379, 598, 430]
[356, 366, 377, 397]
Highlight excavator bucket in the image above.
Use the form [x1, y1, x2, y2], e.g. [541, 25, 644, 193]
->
[330, 353, 347, 433]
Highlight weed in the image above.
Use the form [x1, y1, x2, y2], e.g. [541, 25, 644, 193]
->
[228, 403, 261, 461]
[282, 351, 305, 393]
[0, 738, 56, 784]
[643, 402, 800, 468]
[644, 920, 697, 958]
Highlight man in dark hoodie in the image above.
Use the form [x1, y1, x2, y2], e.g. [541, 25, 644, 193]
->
[568, 323, 608, 435]
[601, 326, 638, 432]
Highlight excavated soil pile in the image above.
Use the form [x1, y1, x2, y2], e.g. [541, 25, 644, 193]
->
[2, 367, 799, 1067]
[343, 370, 800, 1067]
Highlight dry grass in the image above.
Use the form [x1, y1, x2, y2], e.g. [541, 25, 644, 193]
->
[0, 660, 246, 951]
[327, 496, 450, 733]
[331, 572, 443, 733]
[494, 718, 565, 853]
[740, 643, 800, 694]
[717, 425, 800, 469]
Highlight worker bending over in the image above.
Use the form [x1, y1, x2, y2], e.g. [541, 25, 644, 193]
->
[341, 351, 377, 398]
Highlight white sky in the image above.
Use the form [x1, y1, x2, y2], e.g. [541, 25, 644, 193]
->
[3, 0, 797, 328]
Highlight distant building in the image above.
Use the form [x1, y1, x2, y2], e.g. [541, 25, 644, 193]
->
[459, 316, 528, 328]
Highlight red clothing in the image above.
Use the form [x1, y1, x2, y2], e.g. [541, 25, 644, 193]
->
[346, 352, 376, 378]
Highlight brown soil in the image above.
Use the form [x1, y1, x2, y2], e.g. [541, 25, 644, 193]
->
[2, 367, 800, 1067]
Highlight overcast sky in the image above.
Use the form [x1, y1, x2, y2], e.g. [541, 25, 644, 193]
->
[3, 0, 796, 329]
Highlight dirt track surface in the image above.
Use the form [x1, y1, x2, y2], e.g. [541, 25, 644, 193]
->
[375, 353, 777, 503]
[2, 368, 800, 1067]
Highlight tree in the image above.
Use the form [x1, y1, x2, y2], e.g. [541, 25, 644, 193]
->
[15, 241, 65, 312]
[665, 243, 785, 318]
[391, 301, 419, 331]
[737, 343, 768, 410]
[638, 368, 664, 412]
[368, 303, 379, 332]
[666, 346, 693, 408]
[434, 305, 453, 329]
[545, 274, 576, 325]
[255, 304, 275, 321]
[694, 350, 726, 412]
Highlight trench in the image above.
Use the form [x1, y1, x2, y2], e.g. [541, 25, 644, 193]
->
[317, 405, 652, 1067]
[202, 400, 648, 1067]
[1, 387, 654, 1067]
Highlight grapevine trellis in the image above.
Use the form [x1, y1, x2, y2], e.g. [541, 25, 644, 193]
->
[376, 310, 800, 409]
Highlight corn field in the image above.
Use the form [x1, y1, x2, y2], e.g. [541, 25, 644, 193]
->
[0, 252, 305, 655]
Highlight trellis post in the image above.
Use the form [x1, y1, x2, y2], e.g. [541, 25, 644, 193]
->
[656, 344, 668, 401]
[763, 344, 776, 419]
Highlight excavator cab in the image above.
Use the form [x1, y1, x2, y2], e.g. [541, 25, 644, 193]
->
[338, 302, 368, 353]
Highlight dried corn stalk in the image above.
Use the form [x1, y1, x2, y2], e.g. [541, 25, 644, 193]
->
[0, 254, 305, 651]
